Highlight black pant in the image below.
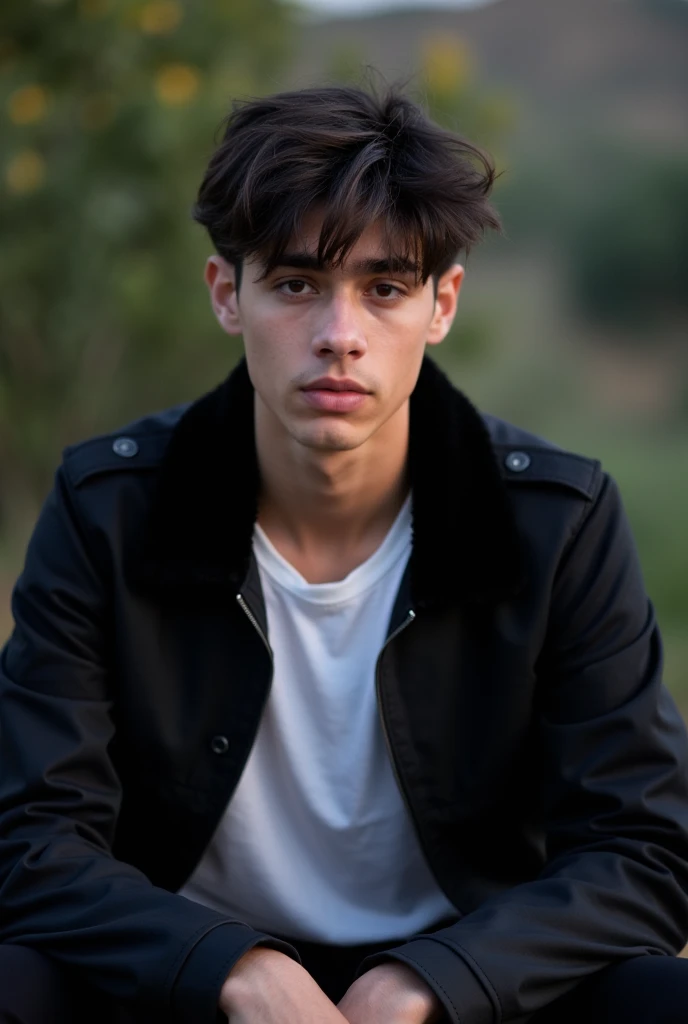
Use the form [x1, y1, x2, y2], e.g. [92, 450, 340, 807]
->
[1, 942, 687, 1023]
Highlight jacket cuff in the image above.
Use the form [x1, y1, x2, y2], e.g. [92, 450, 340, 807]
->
[171, 921, 301, 1023]
[356, 937, 495, 1024]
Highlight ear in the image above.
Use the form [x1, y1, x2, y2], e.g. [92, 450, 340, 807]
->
[426, 264, 465, 347]
[205, 255, 243, 335]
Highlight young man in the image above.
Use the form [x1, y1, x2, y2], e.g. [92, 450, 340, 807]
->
[0, 85, 687, 1024]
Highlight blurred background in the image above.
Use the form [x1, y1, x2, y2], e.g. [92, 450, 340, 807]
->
[1, 0, 687, 706]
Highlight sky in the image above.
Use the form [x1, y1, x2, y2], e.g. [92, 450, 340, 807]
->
[301, 0, 492, 16]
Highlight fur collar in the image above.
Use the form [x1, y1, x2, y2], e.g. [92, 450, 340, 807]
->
[138, 356, 525, 607]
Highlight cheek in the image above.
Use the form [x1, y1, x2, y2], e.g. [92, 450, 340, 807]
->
[242, 307, 285, 356]
[243, 317, 303, 402]
[377, 311, 431, 362]
[383, 325, 428, 395]
[381, 300, 434, 341]
[246, 305, 305, 352]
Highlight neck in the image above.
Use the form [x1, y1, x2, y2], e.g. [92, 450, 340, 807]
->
[255, 399, 410, 583]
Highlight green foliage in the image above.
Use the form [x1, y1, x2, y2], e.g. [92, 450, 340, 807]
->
[495, 138, 688, 347]
[566, 152, 688, 335]
[0, 0, 294, 527]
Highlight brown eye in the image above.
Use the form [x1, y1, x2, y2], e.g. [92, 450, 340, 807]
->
[278, 279, 312, 295]
[373, 283, 399, 298]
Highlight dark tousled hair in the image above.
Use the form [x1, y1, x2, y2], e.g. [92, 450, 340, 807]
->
[193, 84, 501, 286]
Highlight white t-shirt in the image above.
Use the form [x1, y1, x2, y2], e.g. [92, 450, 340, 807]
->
[179, 495, 456, 942]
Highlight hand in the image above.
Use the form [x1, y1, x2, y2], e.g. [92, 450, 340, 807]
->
[337, 962, 445, 1024]
[219, 945, 350, 1023]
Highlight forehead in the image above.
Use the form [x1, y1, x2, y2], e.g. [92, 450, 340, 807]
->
[293, 208, 388, 254]
[262, 207, 421, 277]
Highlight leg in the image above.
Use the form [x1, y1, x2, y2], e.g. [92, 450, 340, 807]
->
[531, 955, 688, 1024]
[0, 945, 132, 1024]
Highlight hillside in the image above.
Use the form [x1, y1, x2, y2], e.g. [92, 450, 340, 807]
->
[290, 0, 688, 147]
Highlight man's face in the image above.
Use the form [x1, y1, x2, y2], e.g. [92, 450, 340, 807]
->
[206, 211, 463, 454]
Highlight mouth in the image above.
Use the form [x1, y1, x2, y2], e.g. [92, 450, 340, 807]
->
[302, 378, 370, 394]
[300, 378, 371, 412]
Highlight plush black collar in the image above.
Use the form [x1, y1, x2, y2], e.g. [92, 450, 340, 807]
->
[138, 356, 525, 608]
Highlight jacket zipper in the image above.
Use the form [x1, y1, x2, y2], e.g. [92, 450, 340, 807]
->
[375, 609, 454, 901]
[235, 594, 275, 746]
[236, 593, 273, 660]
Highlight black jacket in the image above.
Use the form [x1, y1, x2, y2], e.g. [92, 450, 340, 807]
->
[1, 356, 688, 1024]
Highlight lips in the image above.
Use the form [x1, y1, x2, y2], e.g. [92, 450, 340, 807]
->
[300, 378, 371, 412]
[302, 377, 369, 393]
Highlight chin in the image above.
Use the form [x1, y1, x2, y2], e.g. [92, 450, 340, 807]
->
[296, 424, 364, 452]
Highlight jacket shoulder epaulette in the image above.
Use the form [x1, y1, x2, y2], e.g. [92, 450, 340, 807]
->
[483, 412, 602, 502]
[61, 403, 189, 489]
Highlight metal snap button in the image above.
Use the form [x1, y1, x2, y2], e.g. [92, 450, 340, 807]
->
[505, 451, 531, 473]
[210, 735, 230, 755]
[112, 437, 139, 458]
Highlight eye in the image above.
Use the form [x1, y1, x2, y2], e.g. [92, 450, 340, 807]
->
[277, 279, 315, 296]
[371, 282, 403, 299]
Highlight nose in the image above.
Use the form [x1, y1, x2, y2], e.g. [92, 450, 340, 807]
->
[311, 292, 368, 360]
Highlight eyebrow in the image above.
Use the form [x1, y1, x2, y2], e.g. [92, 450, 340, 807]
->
[271, 253, 420, 277]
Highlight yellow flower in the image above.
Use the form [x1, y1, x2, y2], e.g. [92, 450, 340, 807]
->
[423, 36, 473, 95]
[5, 150, 46, 194]
[8, 85, 49, 125]
[139, 0, 183, 35]
[154, 64, 199, 106]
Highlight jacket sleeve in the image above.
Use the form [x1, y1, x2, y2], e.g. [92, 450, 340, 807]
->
[357, 473, 688, 1024]
[0, 466, 300, 1023]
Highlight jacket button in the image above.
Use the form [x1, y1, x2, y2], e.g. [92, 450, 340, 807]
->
[112, 437, 139, 458]
[505, 450, 531, 473]
[210, 735, 230, 755]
